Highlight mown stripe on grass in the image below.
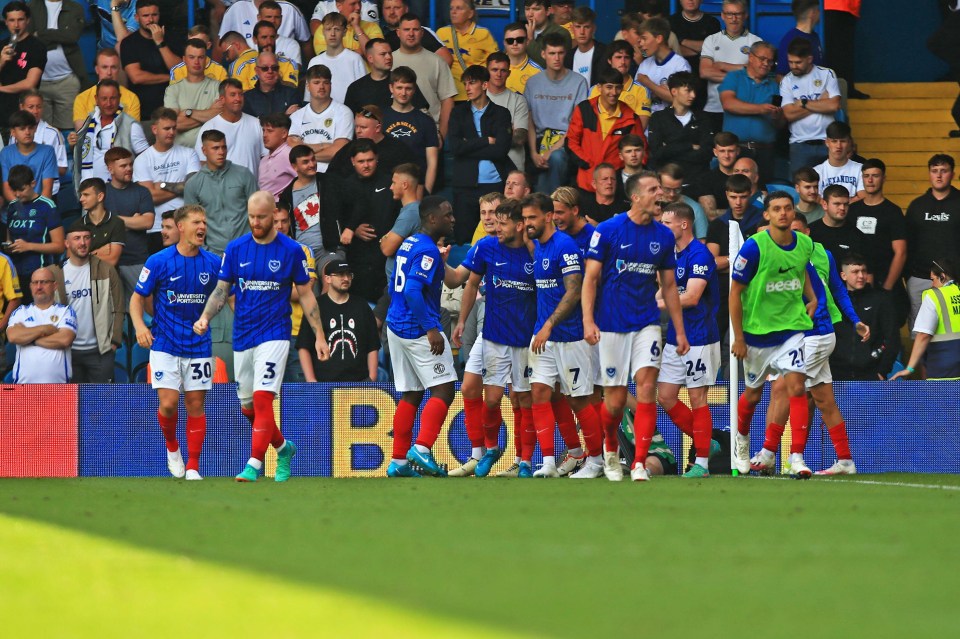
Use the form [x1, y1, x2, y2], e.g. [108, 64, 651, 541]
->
[0, 513, 539, 639]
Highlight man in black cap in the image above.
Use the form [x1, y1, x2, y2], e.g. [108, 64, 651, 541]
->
[296, 257, 380, 382]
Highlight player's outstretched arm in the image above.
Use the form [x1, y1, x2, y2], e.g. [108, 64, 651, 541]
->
[452, 271, 482, 348]
[659, 269, 689, 355]
[581, 260, 602, 345]
[297, 281, 330, 361]
[194, 280, 230, 335]
[129, 293, 154, 348]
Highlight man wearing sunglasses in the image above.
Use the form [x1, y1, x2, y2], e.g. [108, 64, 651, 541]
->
[502, 21, 540, 95]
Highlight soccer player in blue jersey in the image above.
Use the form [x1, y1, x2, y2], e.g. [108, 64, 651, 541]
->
[131, 205, 222, 480]
[449, 192, 504, 477]
[522, 192, 605, 478]
[583, 171, 688, 482]
[194, 191, 331, 483]
[730, 192, 818, 478]
[385, 196, 459, 477]
[657, 202, 721, 478]
[753, 215, 869, 477]
[454, 199, 538, 477]
[549, 186, 599, 474]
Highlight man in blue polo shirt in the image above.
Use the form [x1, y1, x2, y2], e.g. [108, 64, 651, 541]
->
[718, 41, 783, 186]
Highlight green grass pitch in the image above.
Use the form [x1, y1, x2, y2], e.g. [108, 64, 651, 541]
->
[2, 474, 959, 638]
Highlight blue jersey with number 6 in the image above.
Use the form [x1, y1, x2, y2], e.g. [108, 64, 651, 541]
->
[387, 233, 444, 339]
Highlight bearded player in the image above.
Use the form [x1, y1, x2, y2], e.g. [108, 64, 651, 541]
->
[194, 192, 330, 483]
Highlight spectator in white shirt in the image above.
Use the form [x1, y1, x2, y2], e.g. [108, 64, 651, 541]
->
[287, 64, 353, 174]
[194, 78, 267, 180]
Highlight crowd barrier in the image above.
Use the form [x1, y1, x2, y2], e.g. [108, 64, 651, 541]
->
[1, 381, 957, 478]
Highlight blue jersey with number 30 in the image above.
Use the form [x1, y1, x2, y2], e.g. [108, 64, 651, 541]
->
[387, 233, 444, 339]
[136, 246, 221, 358]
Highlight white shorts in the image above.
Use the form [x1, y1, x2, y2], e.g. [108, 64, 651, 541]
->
[464, 331, 484, 376]
[235, 340, 289, 403]
[482, 339, 532, 392]
[597, 325, 662, 387]
[802, 333, 835, 389]
[387, 327, 458, 392]
[743, 333, 806, 389]
[659, 342, 721, 388]
[529, 339, 596, 397]
[150, 351, 214, 392]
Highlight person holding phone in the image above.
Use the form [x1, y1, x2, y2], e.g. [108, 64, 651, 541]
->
[0, 3, 46, 125]
[718, 41, 783, 185]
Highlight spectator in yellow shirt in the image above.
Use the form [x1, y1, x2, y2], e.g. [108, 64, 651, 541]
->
[169, 25, 228, 83]
[502, 21, 542, 94]
[73, 49, 141, 130]
[313, 0, 383, 53]
[437, 0, 499, 102]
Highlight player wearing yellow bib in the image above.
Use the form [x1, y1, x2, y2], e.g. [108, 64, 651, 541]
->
[730, 191, 818, 478]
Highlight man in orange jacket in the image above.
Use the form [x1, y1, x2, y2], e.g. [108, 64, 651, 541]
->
[565, 66, 647, 193]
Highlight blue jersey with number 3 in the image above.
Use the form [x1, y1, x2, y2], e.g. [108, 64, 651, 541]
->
[218, 233, 312, 351]
[387, 233, 444, 339]
[136, 246, 221, 358]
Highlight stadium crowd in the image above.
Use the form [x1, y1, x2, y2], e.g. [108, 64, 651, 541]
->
[0, 0, 958, 481]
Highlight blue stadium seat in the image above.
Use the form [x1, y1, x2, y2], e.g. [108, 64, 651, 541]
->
[766, 183, 800, 203]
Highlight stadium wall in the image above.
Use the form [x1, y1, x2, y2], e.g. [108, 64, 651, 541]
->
[1, 381, 957, 477]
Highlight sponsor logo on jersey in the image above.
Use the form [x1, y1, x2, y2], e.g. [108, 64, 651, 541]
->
[765, 278, 802, 293]
[734, 256, 748, 272]
[166, 291, 207, 304]
[434, 363, 446, 375]
[238, 278, 282, 292]
[138, 267, 150, 283]
[421, 255, 434, 270]
[615, 259, 655, 275]
[590, 231, 600, 248]
[491, 275, 535, 291]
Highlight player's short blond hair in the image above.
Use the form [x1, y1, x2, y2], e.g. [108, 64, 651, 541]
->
[550, 186, 579, 208]
[175, 204, 206, 224]
[478, 191, 502, 206]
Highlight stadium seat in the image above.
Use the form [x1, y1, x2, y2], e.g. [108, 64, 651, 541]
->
[766, 183, 799, 203]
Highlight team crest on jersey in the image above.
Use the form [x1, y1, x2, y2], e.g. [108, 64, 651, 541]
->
[677, 267, 685, 279]
[649, 242, 661, 255]
[606, 367, 616, 378]
[324, 118, 333, 127]
[524, 262, 534, 274]
[268, 260, 281, 273]
[814, 79, 823, 87]
[740, 46, 750, 54]
[199, 272, 210, 285]
[50, 315, 58, 323]
[589, 231, 600, 248]
[421, 255, 434, 270]
[138, 267, 150, 283]
[155, 371, 163, 380]
[542, 258, 549, 269]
